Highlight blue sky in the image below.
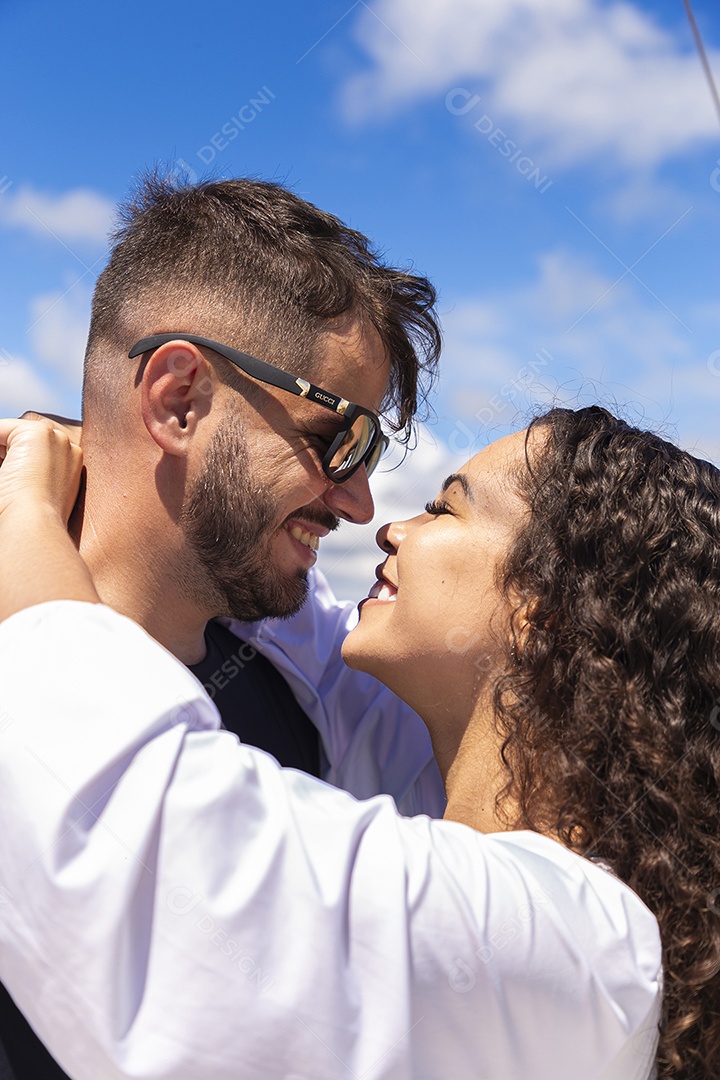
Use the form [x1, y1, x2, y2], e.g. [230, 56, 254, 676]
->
[1, 0, 719, 597]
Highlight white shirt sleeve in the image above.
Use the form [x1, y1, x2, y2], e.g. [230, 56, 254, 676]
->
[0, 602, 661, 1080]
[228, 566, 447, 816]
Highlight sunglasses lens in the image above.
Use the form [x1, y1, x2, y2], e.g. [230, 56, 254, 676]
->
[327, 415, 380, 479]
[364, 434, 387, 477]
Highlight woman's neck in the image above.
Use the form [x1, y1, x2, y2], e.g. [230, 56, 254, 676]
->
[422, 697, 518, 833]
[443, 730, 514, 832]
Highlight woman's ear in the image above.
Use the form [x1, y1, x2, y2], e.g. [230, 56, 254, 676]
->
[140, 341, 214, 455]
[511, 594, 555, 663]
[508, 596, 536, 661]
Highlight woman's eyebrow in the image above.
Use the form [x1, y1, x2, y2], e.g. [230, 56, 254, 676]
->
[440, 473, 475, 503]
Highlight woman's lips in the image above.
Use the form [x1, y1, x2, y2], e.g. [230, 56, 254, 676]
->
[366, 579, 398, 602]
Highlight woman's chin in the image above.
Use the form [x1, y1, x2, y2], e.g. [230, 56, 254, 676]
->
[342, 622, 391, 682]
[341, 626, 373, 672]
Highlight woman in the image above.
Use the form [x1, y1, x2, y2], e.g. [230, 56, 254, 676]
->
[0, 407, 717, 1079]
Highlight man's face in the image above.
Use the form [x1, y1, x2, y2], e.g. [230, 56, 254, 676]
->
[180, 316, 390, 621]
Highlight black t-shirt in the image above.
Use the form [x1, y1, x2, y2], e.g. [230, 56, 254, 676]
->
[188, 619, 320, 776]
[0, 619, 320, 1079]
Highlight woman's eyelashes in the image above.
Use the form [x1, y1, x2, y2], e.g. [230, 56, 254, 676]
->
[424, 498, 451, 516]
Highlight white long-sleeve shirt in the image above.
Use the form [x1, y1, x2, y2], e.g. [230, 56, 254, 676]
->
[0, 602, 662, 1080]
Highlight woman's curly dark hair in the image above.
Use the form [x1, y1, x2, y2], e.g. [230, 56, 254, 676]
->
[495, 406, 720, 1078]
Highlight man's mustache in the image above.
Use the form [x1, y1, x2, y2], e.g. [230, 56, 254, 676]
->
[285, 505, 340, 534]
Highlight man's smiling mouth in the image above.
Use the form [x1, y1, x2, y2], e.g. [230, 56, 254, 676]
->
[287, 525, 320, 551]
[282, 508, 339, 555]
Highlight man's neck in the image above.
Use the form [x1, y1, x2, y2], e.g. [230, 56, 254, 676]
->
[75, 455, 211, 666]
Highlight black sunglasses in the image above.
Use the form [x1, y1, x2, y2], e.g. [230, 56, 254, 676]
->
[129, 333, 390, 483]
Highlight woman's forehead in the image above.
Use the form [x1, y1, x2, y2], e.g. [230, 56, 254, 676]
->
[463, 428, 530, 479]
[442, 428, 532, 529]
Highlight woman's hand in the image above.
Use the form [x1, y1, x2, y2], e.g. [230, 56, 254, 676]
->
[0, 417, 83, 525]
[19, 411, 82, 446]
[0, 417, 99, 621]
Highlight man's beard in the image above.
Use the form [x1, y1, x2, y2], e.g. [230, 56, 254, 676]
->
[180, 420, 329, 622]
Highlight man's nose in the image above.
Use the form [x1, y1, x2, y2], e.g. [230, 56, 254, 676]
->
[321, 465, 375, 525]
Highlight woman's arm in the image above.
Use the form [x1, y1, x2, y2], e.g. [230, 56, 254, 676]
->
[0, 417, 99, 619]
[0, 607, 660, 1080]
[0, 417, 661, 1080]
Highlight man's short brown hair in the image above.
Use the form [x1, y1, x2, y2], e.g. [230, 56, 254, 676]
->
[84, 172, 441, 440]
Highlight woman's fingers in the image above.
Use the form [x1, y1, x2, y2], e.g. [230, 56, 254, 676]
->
[19, 412, 83, 446]
[0, 417, 84, 524]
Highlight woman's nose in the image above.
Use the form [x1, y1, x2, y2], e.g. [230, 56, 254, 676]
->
[376, 516, 413, 554]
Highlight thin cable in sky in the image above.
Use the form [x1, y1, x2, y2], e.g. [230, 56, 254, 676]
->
[682, 0, 720, 130]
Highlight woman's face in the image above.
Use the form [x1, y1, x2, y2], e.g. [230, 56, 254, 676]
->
[342, 429, 531, 721]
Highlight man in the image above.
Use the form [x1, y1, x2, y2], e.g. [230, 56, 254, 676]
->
[0, 173, 445, 1078]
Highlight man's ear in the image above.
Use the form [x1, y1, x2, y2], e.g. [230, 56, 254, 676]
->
[140, 341, 215, 455]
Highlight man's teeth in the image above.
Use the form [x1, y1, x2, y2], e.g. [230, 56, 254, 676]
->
[289, 526, 320, 551]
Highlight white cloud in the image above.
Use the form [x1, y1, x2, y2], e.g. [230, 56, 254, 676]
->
[437, 245, 707, 451]
[29, 286, 91, 389]
[343, 0, 719, 169]
[0, 184, 114, 244]
[0, 353, 63, 416]
[594, 172, 697, 224]
[0, 287, 90, 419]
